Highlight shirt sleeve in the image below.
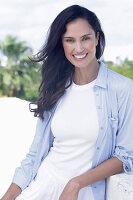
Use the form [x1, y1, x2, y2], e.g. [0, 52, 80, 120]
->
[12, 117, 46, 190]
[113, 79, 133, 174]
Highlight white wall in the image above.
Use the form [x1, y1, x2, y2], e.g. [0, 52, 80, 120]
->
[0, 97, 37, 197]
[106, 173, 133, 200]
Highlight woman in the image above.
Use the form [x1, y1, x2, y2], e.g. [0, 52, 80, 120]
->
[1, 4, 133, 200]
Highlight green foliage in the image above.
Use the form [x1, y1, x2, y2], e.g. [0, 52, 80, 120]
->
[104, 59, 133, 80]
[0, 35, 41, 101]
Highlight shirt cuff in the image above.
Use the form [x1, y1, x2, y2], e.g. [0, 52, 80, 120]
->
[113, 146, 133, 174]
[12, 167, 32, 190]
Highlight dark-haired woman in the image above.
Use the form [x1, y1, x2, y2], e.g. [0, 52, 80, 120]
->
[1, 5, 133, 200]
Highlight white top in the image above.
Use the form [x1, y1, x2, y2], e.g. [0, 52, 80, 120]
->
[44, 79, 99, 180]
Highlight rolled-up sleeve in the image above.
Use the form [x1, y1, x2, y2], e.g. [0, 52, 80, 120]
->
[113, 79, 133, 174]
[113, 146, 133, 173]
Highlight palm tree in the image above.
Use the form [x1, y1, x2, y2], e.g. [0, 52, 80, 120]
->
[0, 35, 41, 100]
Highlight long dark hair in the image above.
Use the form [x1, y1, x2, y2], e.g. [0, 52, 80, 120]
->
[30, 5, 105, 120]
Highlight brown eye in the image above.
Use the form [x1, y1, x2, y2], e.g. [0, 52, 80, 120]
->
[66, 39, 74, 42]
[83, 37, 90, 41]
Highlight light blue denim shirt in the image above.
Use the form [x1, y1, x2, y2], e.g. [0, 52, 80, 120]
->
[12, 61, 133, 200]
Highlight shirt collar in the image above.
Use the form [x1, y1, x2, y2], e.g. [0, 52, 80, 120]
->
[95, 61, 108, 89]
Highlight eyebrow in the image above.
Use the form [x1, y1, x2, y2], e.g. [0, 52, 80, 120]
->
[63, 33, 92, 38]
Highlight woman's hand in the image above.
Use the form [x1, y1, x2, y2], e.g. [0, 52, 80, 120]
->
[0, 183, 21, 200]
[59, 179, 80, 200]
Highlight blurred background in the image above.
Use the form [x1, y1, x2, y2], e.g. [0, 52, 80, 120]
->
[0, 0, 133, 197]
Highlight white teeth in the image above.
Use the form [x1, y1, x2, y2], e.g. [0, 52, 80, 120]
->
[74, 54, 87, 59]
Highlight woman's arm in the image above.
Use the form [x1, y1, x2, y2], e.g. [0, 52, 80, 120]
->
[1, 183, 22, 200]
[71, 156, 123, 189]
[59, 157, 123, 200]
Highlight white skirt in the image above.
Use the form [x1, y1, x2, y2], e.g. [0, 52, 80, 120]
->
[16, 160, 94, 200]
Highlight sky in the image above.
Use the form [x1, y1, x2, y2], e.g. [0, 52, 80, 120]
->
[0, 0, 133, 62]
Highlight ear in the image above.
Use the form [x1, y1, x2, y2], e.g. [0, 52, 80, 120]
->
[96, 32, 99, 46]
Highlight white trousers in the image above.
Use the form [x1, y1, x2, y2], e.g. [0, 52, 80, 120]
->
[16, 161, 94, 200]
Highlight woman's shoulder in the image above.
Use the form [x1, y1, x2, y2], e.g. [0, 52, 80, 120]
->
[105, 67, 133, 111]
[106, 66, 133, 92]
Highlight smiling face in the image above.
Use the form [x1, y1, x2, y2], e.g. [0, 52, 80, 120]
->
[62, 18, 99, 69]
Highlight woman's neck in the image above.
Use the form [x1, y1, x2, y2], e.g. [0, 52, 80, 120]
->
[73, 61, 100, 85]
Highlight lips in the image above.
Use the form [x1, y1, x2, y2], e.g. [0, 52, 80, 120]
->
[73, 53, 88, 60]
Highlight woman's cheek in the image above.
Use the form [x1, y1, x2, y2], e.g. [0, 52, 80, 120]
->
[87, 42, 96, 51]
[63, 43, 72, 55]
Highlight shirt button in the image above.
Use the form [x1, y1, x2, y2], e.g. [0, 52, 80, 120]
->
[100, 127, 103, 130]
[97, 106, 101, 109]
[96, 94, 99, 96]
[97, 147, 100, 150]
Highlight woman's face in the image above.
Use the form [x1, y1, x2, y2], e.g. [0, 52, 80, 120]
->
[62, 18, 99, 69]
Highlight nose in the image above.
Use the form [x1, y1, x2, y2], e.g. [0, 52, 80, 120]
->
[74, 41, 84, 53]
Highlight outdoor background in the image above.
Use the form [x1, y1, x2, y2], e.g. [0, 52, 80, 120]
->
[0, 0, 133, 197]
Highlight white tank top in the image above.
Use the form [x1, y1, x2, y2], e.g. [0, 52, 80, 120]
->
[44, 79, 99, 180]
